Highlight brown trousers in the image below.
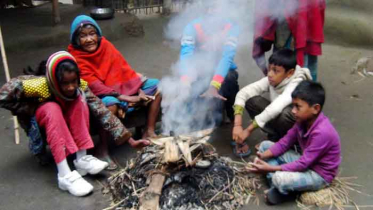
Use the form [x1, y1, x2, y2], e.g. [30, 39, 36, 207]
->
[245, 96, 295, 141]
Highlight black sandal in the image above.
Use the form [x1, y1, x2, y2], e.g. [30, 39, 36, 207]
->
[233, 142, 252, 158]
[265, 187, 296, 205]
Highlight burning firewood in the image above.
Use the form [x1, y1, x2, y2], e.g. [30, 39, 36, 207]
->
[104, 128, 260, 210]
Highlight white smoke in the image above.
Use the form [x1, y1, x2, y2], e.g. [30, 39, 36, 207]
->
[159, 0, 301, 135]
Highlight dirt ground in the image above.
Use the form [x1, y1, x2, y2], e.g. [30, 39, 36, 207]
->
[0, 4, 373, 210]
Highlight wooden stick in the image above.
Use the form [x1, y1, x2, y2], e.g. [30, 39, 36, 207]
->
[0, 25, 20, 144]
[139, 173, 166, 210]
[51, 0, 61, 24]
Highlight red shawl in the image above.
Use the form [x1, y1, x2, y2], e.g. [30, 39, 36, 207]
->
[68, 37, 143, 96]
[253, 0, 325, 66]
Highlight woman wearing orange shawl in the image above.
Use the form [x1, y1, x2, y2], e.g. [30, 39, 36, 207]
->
[68, 15, 161, 169]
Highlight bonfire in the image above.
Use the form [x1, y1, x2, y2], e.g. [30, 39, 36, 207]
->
[104, 128, 260, 210]
[103, 128, 365, 210]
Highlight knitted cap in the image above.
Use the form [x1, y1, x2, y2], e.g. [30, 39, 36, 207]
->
[70, 15, 102, 45]
[46, 51, 77, 101]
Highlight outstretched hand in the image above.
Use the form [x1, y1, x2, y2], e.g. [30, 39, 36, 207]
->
[200, 86, 227, 101]
[248, 157, 277, 173]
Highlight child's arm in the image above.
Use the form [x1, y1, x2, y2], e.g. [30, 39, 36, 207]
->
[267, 125, 298, 157]
[232, 78, 269, 142]
[254, 83, 296, 129]
[234, 77, 269, 111]
[249, 127, 299, 173]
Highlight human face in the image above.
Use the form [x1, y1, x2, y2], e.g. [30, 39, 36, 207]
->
[60, 71, 79, 98]
[79, 26, 98, 53]
[291, 98, 320, 125]
[267, 64, 294, 87]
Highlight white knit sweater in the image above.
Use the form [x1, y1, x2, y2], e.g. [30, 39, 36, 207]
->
[234, 65, 312, 128]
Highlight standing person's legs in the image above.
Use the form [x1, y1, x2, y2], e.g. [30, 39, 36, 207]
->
[220, 70, 239, 122]
[253, 38, 273, 75]
[304, 54, 318, 81]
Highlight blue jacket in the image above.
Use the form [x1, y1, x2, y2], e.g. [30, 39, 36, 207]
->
[179, 17, 239, 89]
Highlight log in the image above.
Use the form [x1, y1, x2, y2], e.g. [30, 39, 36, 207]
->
[139, 174, 166, 210]
[164, 140, 179, 163]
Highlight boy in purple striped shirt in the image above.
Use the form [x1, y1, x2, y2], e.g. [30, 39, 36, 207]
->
[249, 81, 341, 205]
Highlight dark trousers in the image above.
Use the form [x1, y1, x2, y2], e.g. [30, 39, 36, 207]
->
[245, 96, 295, 141]
[219, 70, 239, 121]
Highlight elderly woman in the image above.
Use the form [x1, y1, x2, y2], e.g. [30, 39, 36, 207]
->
[68, 15, 161, 169]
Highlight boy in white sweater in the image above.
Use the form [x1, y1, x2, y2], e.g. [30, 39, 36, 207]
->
[232, 49, 311, 157]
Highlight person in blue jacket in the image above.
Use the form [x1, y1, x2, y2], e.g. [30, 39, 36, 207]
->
[178, 0, 240, 123]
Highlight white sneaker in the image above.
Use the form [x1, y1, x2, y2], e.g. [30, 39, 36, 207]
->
[74, 155, 109, 176]
[58, 170, 93, 197]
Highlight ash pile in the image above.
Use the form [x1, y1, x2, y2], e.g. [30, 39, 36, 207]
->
[105, 129, 259, 210]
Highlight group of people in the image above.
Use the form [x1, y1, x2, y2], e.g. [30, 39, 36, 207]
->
[0, 0, 341, 206]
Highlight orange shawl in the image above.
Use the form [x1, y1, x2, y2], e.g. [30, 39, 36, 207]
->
[68, 37, 144, 96]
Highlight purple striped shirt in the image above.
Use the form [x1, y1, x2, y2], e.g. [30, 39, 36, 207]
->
[269, 112, 341, 183]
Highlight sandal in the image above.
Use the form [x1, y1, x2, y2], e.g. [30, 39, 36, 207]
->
[233, 142, 252, 158]
[100, 156, 118, 171]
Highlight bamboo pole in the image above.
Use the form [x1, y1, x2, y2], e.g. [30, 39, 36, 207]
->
[52, 0, 61, 24]
[0, 25, 20, 144]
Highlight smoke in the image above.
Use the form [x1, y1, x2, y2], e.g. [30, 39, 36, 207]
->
[159, 0, 303, 135]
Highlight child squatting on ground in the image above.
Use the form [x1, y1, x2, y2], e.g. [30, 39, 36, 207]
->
[248, 81, 341, 205]
[232, 49, 312, 157]
[0, 51, 147, 196]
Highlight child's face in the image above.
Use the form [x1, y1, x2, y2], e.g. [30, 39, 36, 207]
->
[79, 26, 98, 53]
[267, 64, 294, 87]
[291, 98, 320, 124]
[60, 71, 79, 98]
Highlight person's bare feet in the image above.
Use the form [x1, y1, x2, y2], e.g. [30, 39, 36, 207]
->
[128, 138, 150, 148]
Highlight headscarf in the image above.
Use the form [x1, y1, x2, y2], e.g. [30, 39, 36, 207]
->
[70, 15, 103, 47]
[46, 51, 78, 101]
[68, 15, 144, 97]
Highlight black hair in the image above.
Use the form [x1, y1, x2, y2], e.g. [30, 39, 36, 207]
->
[291, 81, 325, 109]
[55, 60, 81, 85]
[72, 24, 100, 48]
[268, 49, 297, 72]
